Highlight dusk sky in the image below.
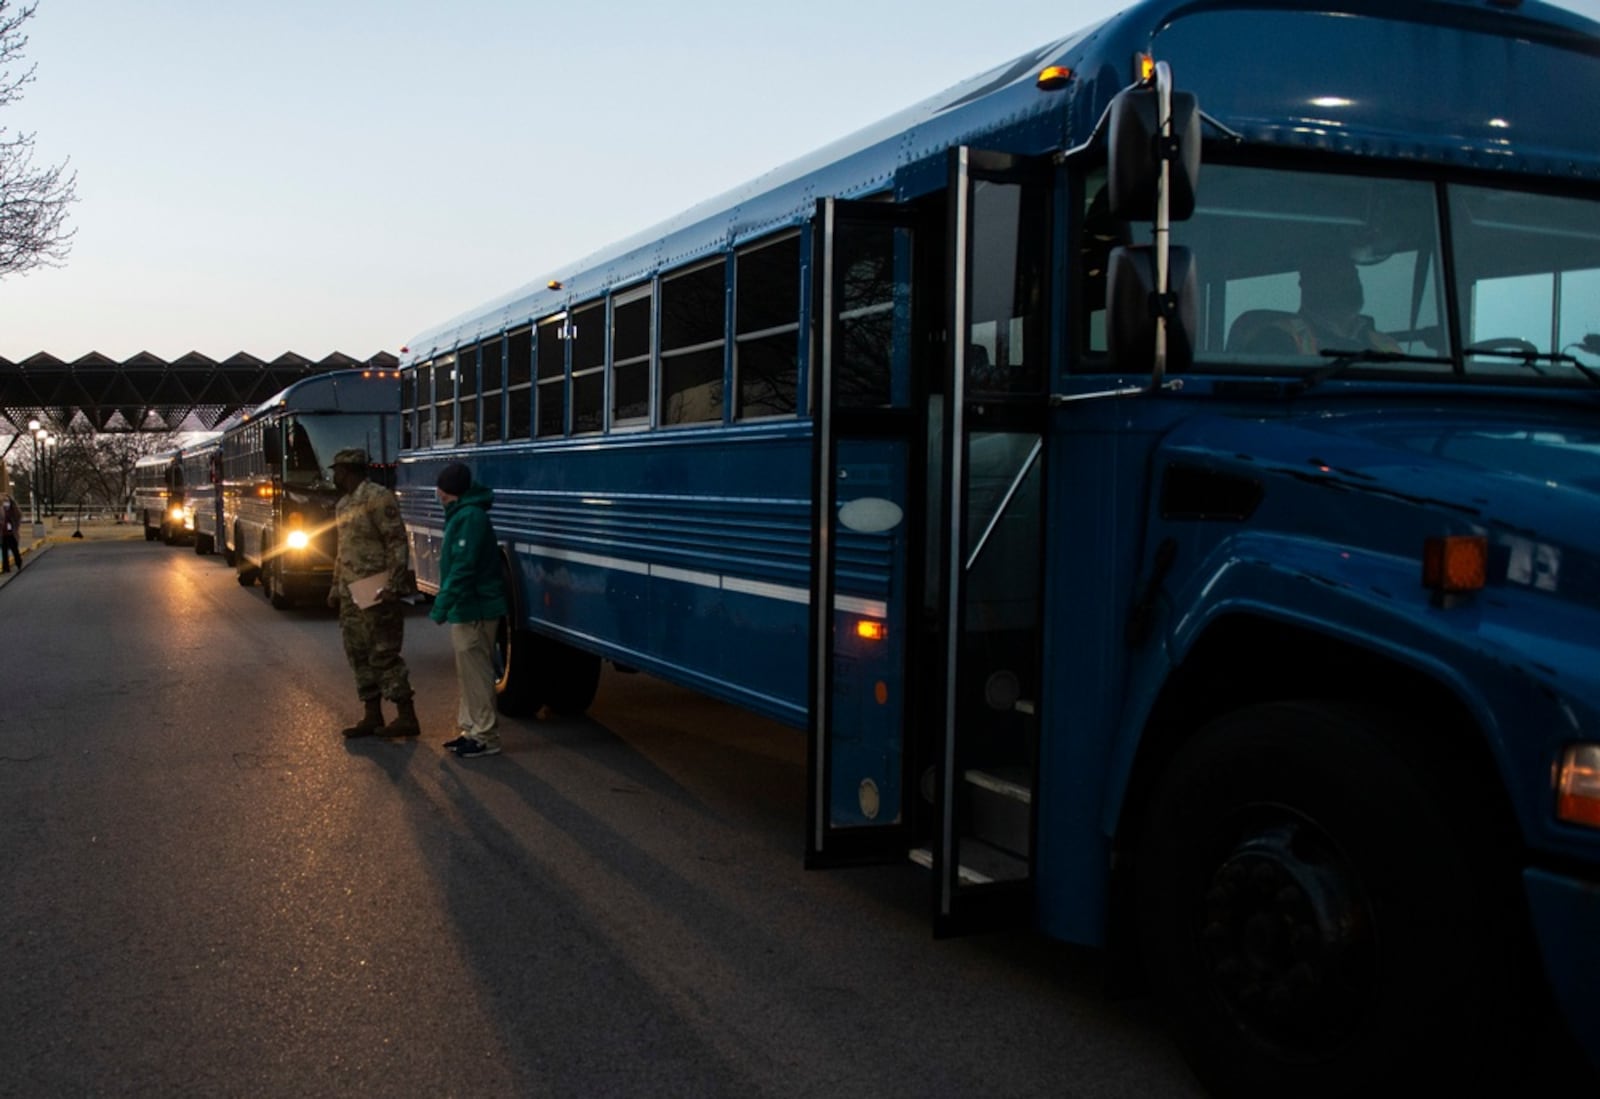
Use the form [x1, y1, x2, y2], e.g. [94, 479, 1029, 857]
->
[0, 0, 1119, 362]
[1, 0, 1595, 363]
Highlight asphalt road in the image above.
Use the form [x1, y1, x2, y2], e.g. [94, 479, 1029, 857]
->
[0, 536, 1204, 1098]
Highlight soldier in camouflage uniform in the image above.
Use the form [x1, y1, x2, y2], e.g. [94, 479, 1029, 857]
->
[327, 447, 420, 738]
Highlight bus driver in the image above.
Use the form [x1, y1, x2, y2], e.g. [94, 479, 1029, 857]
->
[1236, 255, 1401, 356]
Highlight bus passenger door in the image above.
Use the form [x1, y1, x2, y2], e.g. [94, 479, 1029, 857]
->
[932, 148, 1050, 933]
[807, 198, 923, 866]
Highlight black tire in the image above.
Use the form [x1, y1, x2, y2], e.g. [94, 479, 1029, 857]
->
[263, 557, 292, 609]
[234, 527, 258, 586]
[541, 633, 601, 715]
[143, 512, 157, 541]
[494, 619, 544, 717]
[493, 553, 544, 716]
[1136, 700, 1529, 1097]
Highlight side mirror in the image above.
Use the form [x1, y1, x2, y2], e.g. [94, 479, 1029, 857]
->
[1106, 244, 1196, 374]
[1107, 85, 1200, 222]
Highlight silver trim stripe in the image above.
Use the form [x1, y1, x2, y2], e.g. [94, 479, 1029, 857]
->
[491, 539, 886, 618]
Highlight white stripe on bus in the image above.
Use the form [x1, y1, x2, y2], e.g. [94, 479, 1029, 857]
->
[412, 532, 886, 617]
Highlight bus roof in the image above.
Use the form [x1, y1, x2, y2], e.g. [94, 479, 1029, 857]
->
[224, 368, 399, 432]
[402, 0, 1600, 364]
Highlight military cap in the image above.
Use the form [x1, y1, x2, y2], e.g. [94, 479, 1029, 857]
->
[331, 447, 369, 468]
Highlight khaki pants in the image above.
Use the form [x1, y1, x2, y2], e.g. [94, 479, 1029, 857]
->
[451, 619, 499, 746]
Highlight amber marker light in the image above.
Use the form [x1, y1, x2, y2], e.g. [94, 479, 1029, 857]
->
[1422, 534, 1487, 594]
[1135, 52, 1156, 82]
[1557, 744, 1600, 829]
[856, 619, 887, 642]
[1036, 65, 1072, 91]
[548, 279, 563, 290]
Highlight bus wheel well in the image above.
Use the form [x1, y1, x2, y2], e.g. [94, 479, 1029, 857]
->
[1108, 612, 1526, 989]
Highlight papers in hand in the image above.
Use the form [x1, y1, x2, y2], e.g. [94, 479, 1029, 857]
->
[347, 571, 389, 610]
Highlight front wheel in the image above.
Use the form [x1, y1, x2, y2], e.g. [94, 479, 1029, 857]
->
[263, 557, 293, 609]
[233, 526, 259, 587]
[1136, 700, 1530, 1097]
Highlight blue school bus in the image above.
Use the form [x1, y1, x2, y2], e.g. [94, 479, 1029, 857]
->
[219, 369, 400, 608]
[394, 1, 1600, 1091]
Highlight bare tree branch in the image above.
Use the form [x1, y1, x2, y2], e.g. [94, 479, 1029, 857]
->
[0, 0, 76, 278]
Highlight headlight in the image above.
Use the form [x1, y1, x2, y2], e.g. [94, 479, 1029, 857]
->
[286, 530, 310, 551]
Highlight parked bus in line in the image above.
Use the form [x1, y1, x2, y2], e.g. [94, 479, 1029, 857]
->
[132, 447, 190, 544]
[392, 1, 1600, 1092]
[179, 435, 225, 557]
[219, 368, 400, 609]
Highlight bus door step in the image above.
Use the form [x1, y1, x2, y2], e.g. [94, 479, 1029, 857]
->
[964, 767, 1032, 859]
[908, 840, 1028, 885]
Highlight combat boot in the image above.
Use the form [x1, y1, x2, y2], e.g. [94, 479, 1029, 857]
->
[342, 697, 385, 738]
[382, 696, 421, 738]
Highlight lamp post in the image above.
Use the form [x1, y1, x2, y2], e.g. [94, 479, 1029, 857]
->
[43, 433, 56, 518]
[26, 419, 41, 524]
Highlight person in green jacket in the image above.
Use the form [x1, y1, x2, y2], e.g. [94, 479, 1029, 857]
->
[430, 462, 510, 758]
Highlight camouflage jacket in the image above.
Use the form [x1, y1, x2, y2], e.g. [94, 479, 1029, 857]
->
[333, 478, 410, 599]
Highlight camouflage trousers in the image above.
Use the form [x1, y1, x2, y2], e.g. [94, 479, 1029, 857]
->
[338, 598, 413, 702]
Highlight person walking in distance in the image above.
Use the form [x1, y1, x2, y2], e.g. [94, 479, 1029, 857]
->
[1, 495, 23, 573]
[430, 462, 510, 759]
[327, 448, 420, 738]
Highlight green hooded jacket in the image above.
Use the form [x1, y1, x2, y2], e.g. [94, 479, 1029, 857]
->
[429, 481, 510, 624]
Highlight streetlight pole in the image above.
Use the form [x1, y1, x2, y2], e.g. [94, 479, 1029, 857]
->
[26, 419, 41, 525]
[43, 434, 56, 519]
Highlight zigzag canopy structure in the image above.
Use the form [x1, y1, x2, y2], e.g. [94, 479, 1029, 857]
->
[0, 350, 400, 433]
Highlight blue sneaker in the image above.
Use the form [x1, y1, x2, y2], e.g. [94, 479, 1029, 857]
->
[452, 738, 501, 759]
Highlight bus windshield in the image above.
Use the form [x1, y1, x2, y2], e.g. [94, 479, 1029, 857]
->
[282, 413, 392, 487]
[1158, 166, 1600, 383]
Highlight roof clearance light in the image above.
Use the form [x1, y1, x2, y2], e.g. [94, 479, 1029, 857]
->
[1422, 535, 1487, 594]
[548, 279, 563, 291]
[1036, 65, 1072, 91]
[856, 619, 887, 642]
[1557, 744, 1600, 829]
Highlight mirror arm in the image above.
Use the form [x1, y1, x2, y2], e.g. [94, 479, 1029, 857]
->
[1151, 61, 1176, 391]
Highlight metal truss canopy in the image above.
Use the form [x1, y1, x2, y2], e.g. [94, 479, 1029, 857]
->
[0, 350, 400, 433]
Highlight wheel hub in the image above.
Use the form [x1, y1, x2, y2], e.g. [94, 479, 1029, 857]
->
[1201, 813, 1376, 1056]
